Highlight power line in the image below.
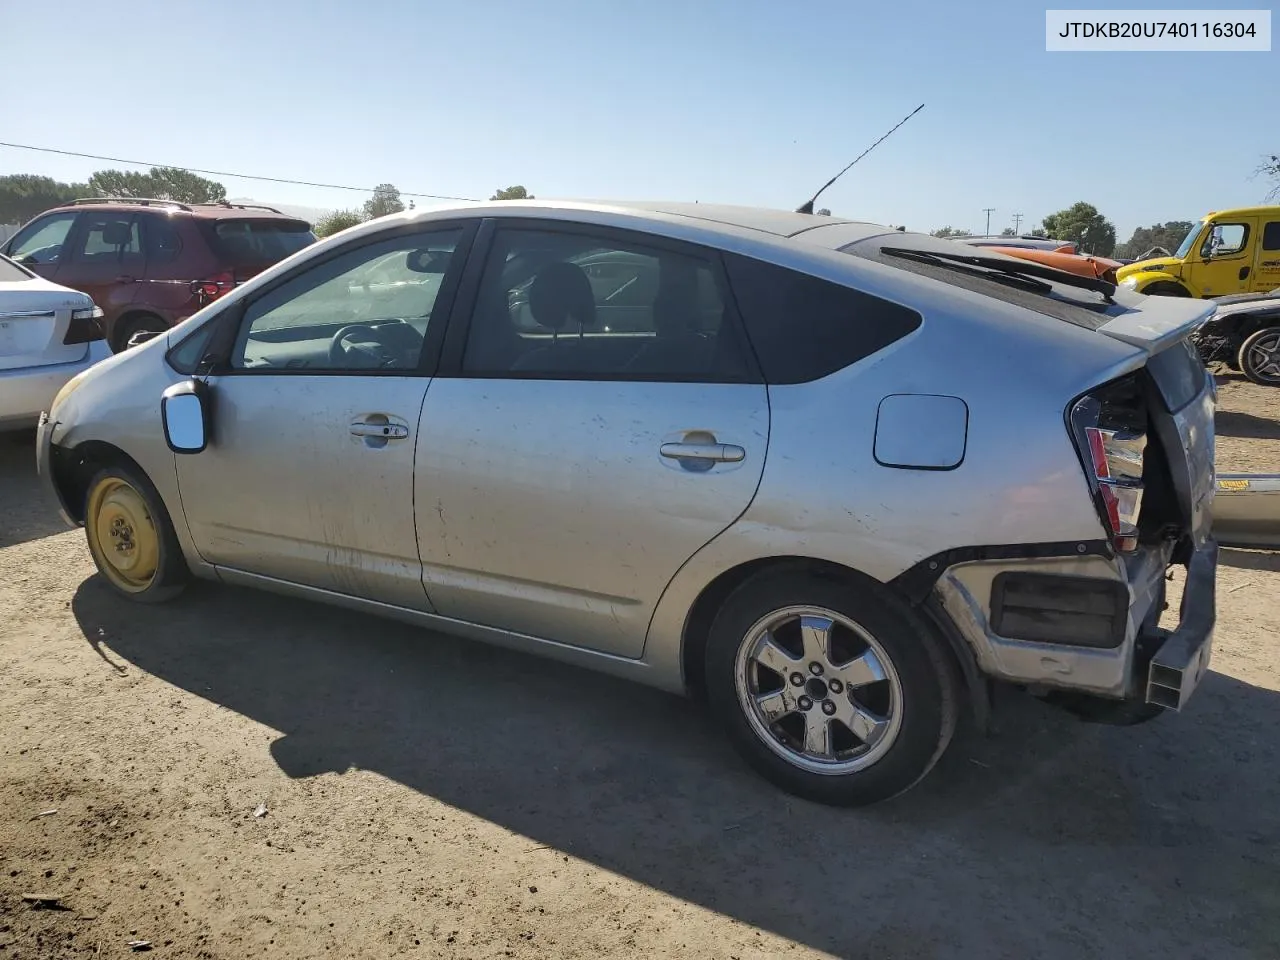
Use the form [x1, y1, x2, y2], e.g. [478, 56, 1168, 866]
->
[0, 140, 480, 203]
[982, 207, 995, 237]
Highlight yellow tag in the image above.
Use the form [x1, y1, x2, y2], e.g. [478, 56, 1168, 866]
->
[1218, 479, 1250, 491]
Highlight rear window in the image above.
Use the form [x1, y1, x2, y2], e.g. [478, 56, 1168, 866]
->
[201, 219, 316, 267]
[842, 238, 1120, 331]
[0, 256, 34, 282]
[724, 253, 922, 384]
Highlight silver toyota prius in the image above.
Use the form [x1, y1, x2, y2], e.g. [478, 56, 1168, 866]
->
[36, 200, 1219, 805]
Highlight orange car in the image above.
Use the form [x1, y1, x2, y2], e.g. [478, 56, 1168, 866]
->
[986, 246, 1123, 284]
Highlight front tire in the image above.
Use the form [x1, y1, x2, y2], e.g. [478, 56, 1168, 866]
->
[84, 465, 189, 603]
[1141, 281, 1191, 297]
[1238, 326, 1280, 386]
[705, 569, 959, 806]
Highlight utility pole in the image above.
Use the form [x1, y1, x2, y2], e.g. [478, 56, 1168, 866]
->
[982, 207, 995, 237]
[1012, 212, 1023, 234]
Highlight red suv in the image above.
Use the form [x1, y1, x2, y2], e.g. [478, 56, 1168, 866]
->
[2, 198, 317, 352]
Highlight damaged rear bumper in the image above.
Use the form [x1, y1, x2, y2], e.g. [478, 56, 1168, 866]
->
[932, 539, 1216, 712]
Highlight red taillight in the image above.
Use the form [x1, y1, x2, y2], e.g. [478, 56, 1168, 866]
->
[63, 305, 105, 345]
[191, 271, 236, 303]
[1071, 386, 1147, 553]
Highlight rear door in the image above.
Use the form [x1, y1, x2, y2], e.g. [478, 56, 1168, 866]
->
[58, 212, 143, 325]
[414, 219, 768, 658]
[1256, 219, 1280, 293]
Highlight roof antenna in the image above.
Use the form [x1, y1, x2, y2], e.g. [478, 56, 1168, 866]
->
[796, 103, 924, 214]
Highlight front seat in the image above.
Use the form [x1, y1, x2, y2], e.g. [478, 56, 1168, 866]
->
[510, 261, 599, 374]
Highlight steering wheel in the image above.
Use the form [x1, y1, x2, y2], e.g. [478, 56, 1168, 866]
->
[329, 323, 387, 367]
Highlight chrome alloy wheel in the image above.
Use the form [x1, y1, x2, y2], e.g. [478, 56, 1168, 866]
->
[733, 606, 903, 775]
[1243, 329, 1280, 384]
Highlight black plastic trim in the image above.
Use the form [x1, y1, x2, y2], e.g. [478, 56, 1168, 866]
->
[989, 571, 1128, 649]
[891, 539, 1114, 605]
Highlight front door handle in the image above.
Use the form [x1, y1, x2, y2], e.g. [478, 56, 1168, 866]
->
[1239, 266, 1251, 281]
[116, 275, 138, 283]
[350, 419, 409, 440]
[660, 441, 746, 463]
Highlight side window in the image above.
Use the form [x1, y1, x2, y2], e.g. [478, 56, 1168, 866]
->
[1206, 222, 1248, 257]
[142, 214, 183, 265]
[231, 228, 462, 372]
[72, 215, 144, 266]
[7, 212, 78, 265]
[1262, 221, 1280, 251]
[724, 254, 923, 385]
[460, 227, 752, 381]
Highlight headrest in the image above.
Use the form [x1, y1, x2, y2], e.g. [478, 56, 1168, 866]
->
[100, 221, 133, 246]
[529, 261, 595, 331]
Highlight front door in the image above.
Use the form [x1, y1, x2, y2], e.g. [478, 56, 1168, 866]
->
[1256, 218, 1280, 293]
[3, 210, 80, 282]
[415, 221, 769, 658]
[175, 222, 473, 608]
[1193, 218, 1257, 296]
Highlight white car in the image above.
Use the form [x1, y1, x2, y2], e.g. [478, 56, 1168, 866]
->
[0, 253, 110, 430]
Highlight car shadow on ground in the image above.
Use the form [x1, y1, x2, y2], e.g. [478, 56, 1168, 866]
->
[1216, 409, 1280, 441]
[70, 577, 1280, 958]
[1221, 547, 1280, 572]
[0, 432, 71, 549]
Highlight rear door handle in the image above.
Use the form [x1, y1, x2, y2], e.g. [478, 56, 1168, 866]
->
[350, 419, 409, 440]
[116, 275, 138, 283]
[660, 441, 745, 463]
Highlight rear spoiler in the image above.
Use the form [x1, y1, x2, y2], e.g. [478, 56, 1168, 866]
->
[1096, 295, 1215, 353]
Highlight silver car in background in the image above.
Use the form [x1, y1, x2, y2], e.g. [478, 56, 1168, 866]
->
[37, 201, 1218, 805]
[0, 253, 109, 430]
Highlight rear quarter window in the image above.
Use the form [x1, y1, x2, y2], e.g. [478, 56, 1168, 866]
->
[723, 253, 922, 384]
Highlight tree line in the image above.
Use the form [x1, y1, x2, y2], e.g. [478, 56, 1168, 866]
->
[313, 185, 535, 237]
[928, 202, 1206, 260]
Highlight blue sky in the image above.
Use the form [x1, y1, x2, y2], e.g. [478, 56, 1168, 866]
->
[3, 0, 1276, 238]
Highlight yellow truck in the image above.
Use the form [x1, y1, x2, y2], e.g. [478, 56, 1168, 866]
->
[1116, 205, 1280, 298]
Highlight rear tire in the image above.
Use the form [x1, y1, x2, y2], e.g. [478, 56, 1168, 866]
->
[705, 569, 959, 806]
[84, 464, 189, 603]
[1238, 326, 1280, 386]
[111, 313, 167, 354]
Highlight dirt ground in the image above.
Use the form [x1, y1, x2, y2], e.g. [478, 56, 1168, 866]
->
[1, 379, 1277, 960]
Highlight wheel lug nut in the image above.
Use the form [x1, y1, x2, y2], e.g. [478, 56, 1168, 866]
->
[822, 700, 836, 716]
[789, 673, 805, 687]
[797, 696, 813, 711]
[808, 662, 823, 675]
[828, 679, 843, 694]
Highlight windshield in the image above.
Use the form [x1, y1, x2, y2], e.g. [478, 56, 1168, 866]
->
[1174, 221, 1205, 259]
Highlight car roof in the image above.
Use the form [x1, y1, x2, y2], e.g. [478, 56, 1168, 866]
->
[359, 198, 897, 250]
[49, 199, 308, 222]
[1203, 204, 1280, 220]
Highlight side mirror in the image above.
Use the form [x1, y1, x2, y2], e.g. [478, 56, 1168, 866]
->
[161, 379, 210, 454]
